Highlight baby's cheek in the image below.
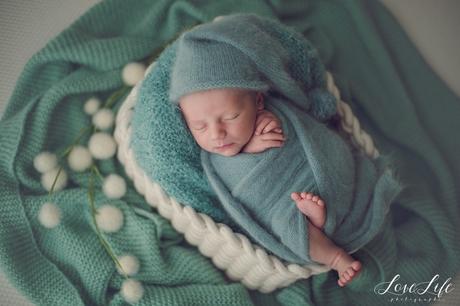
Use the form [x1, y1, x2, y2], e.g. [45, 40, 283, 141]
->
[196, 137, 207, 149]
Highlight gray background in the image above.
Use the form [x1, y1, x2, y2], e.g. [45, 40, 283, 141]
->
[0, 0, 459, 305]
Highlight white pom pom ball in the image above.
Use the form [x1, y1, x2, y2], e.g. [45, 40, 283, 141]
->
[88, 132, 117, 160]
[103, 174, 127, 199]
[38, 202, 61, 228]
[122, 62, 146, 86]
[213, 15, 225, 22]
[34, 152, 57, 173]
[96, 205, 124, 233]
[84, 97, 101, 115]
[41, 168, 68, 192]
[67, 146, 92, 172]
[117, 255, 140, 276]
[121, 279, 144, 304]
[92, 109, 114, 130]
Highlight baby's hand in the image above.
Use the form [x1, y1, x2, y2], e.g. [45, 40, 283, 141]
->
[242, 131, 285, 153]
[254, 110, 283, 136]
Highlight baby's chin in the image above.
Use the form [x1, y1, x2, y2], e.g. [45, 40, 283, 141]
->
[214, 150, 239, 157]
[203, 144, 242, 156]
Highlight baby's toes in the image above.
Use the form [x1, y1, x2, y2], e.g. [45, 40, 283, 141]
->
[351, 261, 362, 272]
[347, 269, 356, 279]
[339, 274, 348, 286]
[306, 193, 313, 200]
[301, 192, 308, 199]
[312, 195, 319, 202]
[290, 192, 301, 201]
[338, 279, 345, 287]
[317, 199, 325, 207]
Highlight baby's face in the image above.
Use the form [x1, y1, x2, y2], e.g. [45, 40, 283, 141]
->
[179, 88, 264, 156]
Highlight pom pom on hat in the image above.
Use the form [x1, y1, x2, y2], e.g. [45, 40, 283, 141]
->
[307, 89, 337, 122]
[169, 28, 269, 103]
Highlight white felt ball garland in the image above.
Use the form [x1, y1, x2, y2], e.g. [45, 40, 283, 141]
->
[122, 62, 146, 86]
[117, 255, 140, 276]
[213, 15, 224, 22]
[35, 61, 147, 304]
[33, 152, 58, 173]
[88, 132, 117, 160]
[84, 97, 101, 115]
[103, 174, 127, 199]
[121, 279, 144, 304]
[96, 204, 124, 233]
[92, 109, 115, 130]
[68, 146, 92, 172]
[38, 202, 61, 228]
[41, 167, 68, 192]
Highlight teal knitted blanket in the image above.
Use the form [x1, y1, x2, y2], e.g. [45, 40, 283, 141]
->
[202, 93, 401, 265]
[1, 0, 460, 305]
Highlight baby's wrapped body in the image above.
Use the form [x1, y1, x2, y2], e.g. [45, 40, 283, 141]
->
[201, 94, 402, 265]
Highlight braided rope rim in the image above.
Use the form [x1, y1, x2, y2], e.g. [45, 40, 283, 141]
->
[114, 63, 378, 293]
[326, 72, 379, 159]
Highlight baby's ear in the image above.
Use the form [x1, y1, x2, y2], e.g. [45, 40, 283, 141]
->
[256, 92, 264, 110]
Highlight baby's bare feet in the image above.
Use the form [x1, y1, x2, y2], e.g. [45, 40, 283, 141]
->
[330, 250, 362, 287]
[291, 192, 326, 229]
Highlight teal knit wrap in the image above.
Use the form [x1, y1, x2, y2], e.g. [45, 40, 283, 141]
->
[201, 94, 402, 265]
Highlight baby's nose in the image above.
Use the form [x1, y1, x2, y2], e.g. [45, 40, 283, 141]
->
[210, 123, 226, 140]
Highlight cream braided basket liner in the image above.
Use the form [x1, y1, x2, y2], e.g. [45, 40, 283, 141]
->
[114, 62, 379, 293]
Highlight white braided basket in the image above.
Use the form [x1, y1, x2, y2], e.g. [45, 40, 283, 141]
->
[114, 62, 378, 293]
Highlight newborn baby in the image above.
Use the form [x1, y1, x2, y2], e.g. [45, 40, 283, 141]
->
[169, 14, 400, 289]
[179, 87, 362, 287]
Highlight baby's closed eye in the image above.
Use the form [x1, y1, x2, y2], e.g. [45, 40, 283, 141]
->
[224, 113, 240, 120]
[193, 125, 206, 131]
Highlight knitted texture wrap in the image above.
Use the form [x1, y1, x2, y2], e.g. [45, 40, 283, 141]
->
[1, 0, 460, 305]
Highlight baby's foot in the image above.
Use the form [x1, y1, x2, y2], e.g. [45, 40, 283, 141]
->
[291, 192, 326, 229]
[330, 250, 362, 287]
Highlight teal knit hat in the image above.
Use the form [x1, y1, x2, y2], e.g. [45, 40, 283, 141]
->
[169, 26, 269, 103]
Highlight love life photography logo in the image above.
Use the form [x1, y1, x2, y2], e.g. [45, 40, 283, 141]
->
[373, 274, 455, 303]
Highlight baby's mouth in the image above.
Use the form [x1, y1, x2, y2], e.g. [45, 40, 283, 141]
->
[215, 143, 234, 150]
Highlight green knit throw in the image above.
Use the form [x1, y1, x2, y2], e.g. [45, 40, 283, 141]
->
[1, 0, 459, 305]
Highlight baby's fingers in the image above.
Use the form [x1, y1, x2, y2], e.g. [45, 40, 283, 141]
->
[262, 120, 282, 134]
[255, 118, 272, 135]
[264, 140, 284, 148]
[261, 132, 285, 141]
